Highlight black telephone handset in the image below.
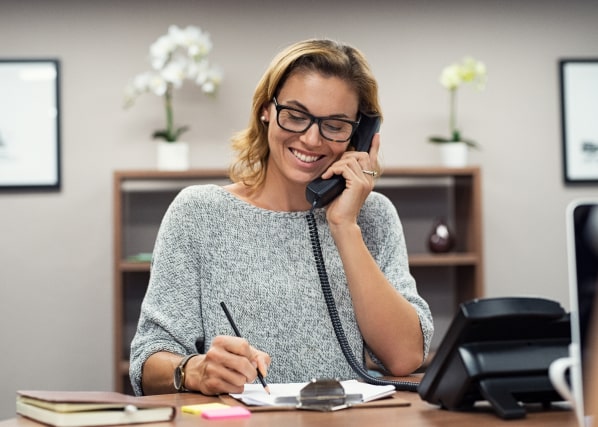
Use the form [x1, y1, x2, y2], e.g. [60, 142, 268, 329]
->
[305, 115, 381, 208]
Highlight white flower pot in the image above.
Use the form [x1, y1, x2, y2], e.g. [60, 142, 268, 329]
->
[157, 141, 190, 171]
[439, 142, 468, 167]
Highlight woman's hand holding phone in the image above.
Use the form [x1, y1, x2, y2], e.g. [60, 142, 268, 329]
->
[323, 132, 381, 227]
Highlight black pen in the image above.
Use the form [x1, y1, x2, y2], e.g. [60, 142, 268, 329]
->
[220, 301, 271, 394]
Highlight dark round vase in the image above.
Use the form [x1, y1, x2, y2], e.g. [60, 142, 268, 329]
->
[428, 218, 455, 253]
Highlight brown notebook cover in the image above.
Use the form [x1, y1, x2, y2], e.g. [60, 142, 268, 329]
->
[16, 390, 175, 427]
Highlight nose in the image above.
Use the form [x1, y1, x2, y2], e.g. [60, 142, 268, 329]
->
[301, 121, 322, 146]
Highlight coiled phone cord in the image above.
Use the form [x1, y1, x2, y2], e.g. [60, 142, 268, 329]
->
[306, 209, 419, 392]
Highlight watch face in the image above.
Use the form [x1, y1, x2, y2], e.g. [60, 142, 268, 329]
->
[174, 366, 183, 390]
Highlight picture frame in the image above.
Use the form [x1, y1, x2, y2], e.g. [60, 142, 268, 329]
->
[0, 59, 61, 190]
[560, 59, 598, 184]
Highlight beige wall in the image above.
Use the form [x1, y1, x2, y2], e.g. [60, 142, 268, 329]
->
[1, 0, 597, 420]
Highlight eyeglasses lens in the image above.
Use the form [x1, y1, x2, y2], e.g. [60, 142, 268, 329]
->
[277, 108, 354, 142]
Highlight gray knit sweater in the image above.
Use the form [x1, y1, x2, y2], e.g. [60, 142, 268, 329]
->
[129, 185, 433, 396]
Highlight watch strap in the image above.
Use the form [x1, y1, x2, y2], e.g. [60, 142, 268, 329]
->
[174, 353, 198, 392]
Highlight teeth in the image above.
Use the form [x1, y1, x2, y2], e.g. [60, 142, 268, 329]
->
[292, 149, 320, 163]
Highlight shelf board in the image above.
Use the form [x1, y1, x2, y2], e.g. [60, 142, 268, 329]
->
[382, 166, 480, 176]
[121, 178, 231, 192]
[120, 261, 151, 272]
[408, 252, 478, 266]
[115, 169, 228, 179]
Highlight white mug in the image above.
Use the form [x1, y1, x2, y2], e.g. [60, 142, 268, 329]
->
[549, 354, 584, 426]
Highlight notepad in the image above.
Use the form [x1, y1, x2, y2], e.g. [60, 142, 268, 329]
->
[201, 406, 251, 419]
[230, 379, 395, 407]
[182, 403, 230, 415]
[16, 390, 175, 427]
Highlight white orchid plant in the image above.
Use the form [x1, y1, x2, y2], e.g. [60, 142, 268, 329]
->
[124, 25, 223, 142]
[429, 56, 486, 148]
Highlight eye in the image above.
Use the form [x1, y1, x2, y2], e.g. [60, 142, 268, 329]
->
[322, 120, 350, 134]
[286, 110, 309, 123]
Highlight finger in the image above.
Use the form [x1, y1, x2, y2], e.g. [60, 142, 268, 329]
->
[193, 348, 248, 395]
[252, 350, 271, 377]
[369, 132, 380, 168]
[347, 154, 375, 179]
[349, 135, 379, 176]
[212, 336, 259, 379]
[215, 335, 255, 359]
[200, 355, 247, 393]
[343, 133, 381, 175]
[321, 161, 367, 185]
[219, 338, 273, 383]
[320, 160, 356, 180]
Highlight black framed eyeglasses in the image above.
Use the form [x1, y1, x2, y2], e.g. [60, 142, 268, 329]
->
[272, 97, 360, 142]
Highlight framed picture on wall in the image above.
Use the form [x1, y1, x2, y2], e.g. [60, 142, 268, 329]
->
[560, 59, 598, 184]
[0, 59, 61, 190]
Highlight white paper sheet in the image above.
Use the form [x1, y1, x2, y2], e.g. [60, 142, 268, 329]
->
[230, 380, 395, 407]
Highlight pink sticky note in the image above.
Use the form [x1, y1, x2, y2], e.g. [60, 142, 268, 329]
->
[201, 406, 251, 420]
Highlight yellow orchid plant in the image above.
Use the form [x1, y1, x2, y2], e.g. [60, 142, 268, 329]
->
[429, 56, 487, 148]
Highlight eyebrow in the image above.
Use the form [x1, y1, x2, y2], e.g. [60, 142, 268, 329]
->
[282, 99, 353, 119]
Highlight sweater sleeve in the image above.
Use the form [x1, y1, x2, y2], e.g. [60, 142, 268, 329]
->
[129, 187, 204, 396]
[360, 193, 434, 368]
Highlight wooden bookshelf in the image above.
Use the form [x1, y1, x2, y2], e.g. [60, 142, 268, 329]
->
[113, 167, 483, 393]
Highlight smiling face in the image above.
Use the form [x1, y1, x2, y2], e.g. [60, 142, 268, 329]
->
[261, 70, 359, 190]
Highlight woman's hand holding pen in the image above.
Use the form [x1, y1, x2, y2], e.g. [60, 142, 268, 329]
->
[183, 335, 271, 395]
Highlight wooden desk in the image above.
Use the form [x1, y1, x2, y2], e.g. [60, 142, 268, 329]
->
[1, 390, 577, 427]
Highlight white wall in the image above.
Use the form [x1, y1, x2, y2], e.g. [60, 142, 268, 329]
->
[1, 0, 597, 420]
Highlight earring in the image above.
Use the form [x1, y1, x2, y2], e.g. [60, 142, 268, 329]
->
[260, 116, 267, 122]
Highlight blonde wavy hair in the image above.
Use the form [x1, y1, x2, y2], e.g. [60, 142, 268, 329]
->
[229, 39, 382, 191]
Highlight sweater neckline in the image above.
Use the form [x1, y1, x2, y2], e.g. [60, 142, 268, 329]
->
[210, 184, 324, 218]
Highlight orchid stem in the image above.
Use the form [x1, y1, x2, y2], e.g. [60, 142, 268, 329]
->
[449, 88, 458, 141]
[164, 85, 174, 142]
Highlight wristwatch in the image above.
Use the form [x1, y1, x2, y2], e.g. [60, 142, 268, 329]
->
[173, 354, 198, 392]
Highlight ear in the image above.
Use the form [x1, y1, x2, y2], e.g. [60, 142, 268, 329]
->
[260, 102, 272, 123]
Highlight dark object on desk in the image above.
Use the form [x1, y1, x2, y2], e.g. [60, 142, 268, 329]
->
[418, 297, 571, 420]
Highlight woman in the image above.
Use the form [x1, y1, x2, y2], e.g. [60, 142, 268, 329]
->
[129, 39, 433, 396]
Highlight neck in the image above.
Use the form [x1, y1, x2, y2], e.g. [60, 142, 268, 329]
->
[253, 176, 312, 211]
[227, 174, 312, 212]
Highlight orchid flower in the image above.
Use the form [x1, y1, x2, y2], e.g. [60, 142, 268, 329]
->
[124, 25, 222, 142]
[429, 56, 486, 147]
